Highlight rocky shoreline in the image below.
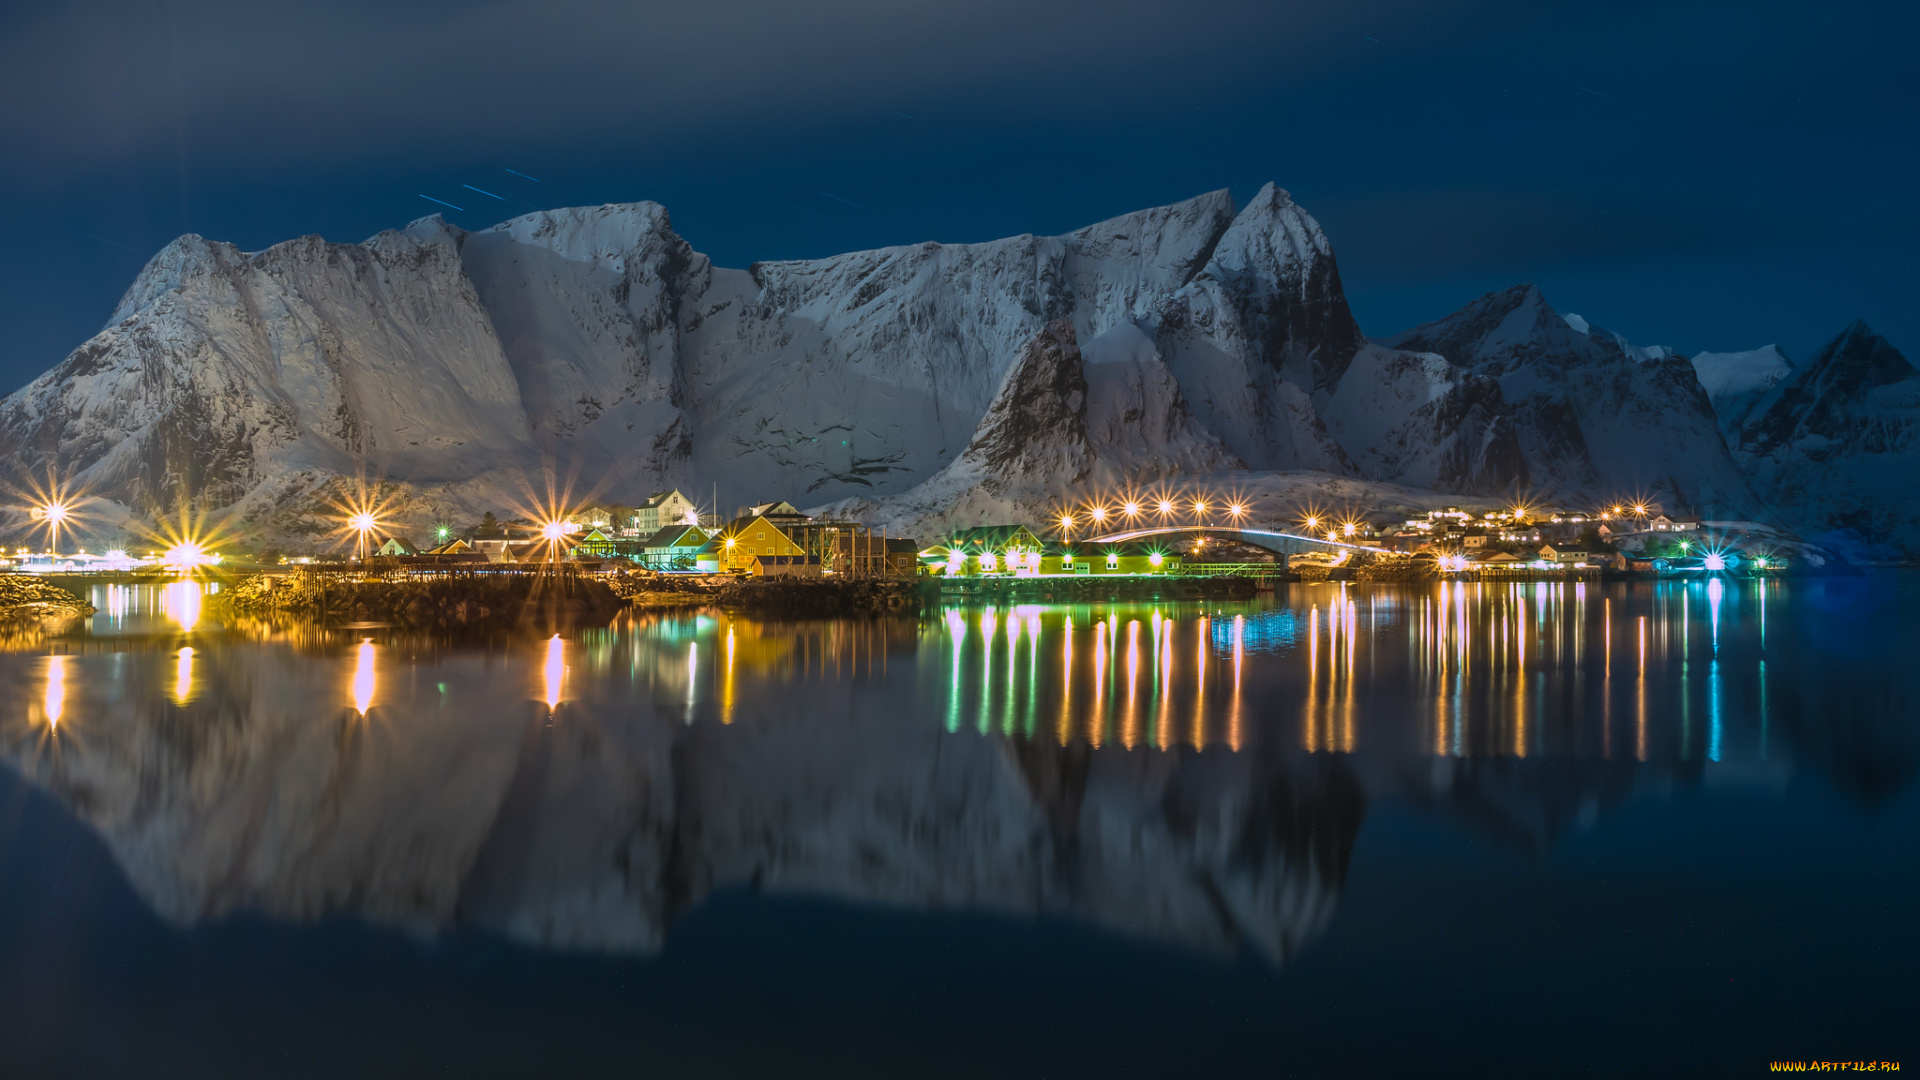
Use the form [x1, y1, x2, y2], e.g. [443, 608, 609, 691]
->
[711, 577, 933, 616]
[0, 574, 95, 617]
[219, 572, 625, 630]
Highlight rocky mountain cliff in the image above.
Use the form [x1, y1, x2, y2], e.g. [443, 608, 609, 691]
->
[1732, 322, 1920, 555]
[0, 183, 1898, 541]
[1376, 286, 1755, 516]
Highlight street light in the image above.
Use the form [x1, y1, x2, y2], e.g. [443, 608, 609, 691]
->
[1191, 499, 1207, 518]
[349, 511, 378, 561]
[1227, 503, 1246, 521]
[35, 501, 71, 557]
[1123, 501, 1141, 519]
[1155, 499, 1173, 518]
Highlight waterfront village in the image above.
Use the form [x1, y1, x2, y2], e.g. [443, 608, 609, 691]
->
[7, 485, 1786, 580]
[5, 483, 1786, 580]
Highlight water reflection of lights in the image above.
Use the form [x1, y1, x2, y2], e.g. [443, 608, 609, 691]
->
[351, 639, 375, 716]
[543, 635, 565, 711]
[1123, 619, 1140, 748]
[44, 654, 66, 730]
[175, 647, 195, 705]
[722, 625, 737, 725]
[429, 583, 1787, 763]
[164, 580, 203, 631]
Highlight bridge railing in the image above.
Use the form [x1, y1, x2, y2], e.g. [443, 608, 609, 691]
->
[1179, 562, 1289, 577]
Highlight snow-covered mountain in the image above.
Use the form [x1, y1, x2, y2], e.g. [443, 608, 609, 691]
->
[1691, 345, 1793, 438]
[1731, 322, 1920, 556]
[0, 186, 1356, 537]
[0, 181, 1896, 543]
[1376, 286, 1754, 516]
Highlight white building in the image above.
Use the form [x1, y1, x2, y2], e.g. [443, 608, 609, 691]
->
[632, 490, 700, 534]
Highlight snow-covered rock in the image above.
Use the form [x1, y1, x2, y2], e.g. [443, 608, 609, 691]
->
[1, 181, 1900, 545]
[1732, 321, 1920, 556]
[1379, 285, 1755, 515]
[0, 187, 1349, 539]
[1691, 345, 1793, 437]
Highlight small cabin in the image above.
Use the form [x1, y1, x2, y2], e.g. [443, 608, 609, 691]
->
[750, 554, 822, 578]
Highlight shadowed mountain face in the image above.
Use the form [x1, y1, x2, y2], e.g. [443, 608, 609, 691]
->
[1378, 285, 1755, 516]
[1730, 323, 1920, 556]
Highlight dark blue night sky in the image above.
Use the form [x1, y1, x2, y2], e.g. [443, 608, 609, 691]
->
[1, 0, 1914, 393]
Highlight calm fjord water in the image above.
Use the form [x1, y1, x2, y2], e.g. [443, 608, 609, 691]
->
[1, 576, 1914, 1077]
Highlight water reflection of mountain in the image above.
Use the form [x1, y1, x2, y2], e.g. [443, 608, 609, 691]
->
[0, 640, 1365, 963]
[3, 576, 1916, 963]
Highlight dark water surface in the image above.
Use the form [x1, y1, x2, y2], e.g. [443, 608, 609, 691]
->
[1, 575, 1915, 1077]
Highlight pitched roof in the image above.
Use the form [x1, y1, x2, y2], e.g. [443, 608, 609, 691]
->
[724, 514, 798, 538]
[643, 524, 708, 548]
[944, 525, 1044, 549]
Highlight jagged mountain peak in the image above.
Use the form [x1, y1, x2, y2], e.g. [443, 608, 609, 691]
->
[105, 233, 243, 326]
[1733, 322, 1920, 555]
[1370, 283, 1752, 513]
[1382, 283, 1565, 365]
[1811, 320, 1915, 387]
[478, 201, 678, 263]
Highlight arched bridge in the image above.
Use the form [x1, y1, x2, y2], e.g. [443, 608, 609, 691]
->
[1079, 525, 1373, 558]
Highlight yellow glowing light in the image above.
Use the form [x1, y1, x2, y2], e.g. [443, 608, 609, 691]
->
[1059, 514, 1074, 530]
[1633, 504, 1648, 515]
[165, 580, 203, 631]
[1227, 503, 1246, 518]
[1149, 552, 1164, 567]
[163, 541, 211, 573]
[44, 654, 65, 730]
[40, 502, 70, 525]
[349, 512, 377, 533]
[543, 634, 565, 710]
[1343, 522, 1356, 536]
[1123, 502, 1140, 517]
[541, 520, 567, 541]
[174, 646, 194, 705]
[1156, 499, 1173, 515]
[1090, 506, 1108, 522]
[1192, 500, 1207, 515]
[351, 639, 375, 716]
[725, 537, 736, 547]
[1304, 515, 1319, 531]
